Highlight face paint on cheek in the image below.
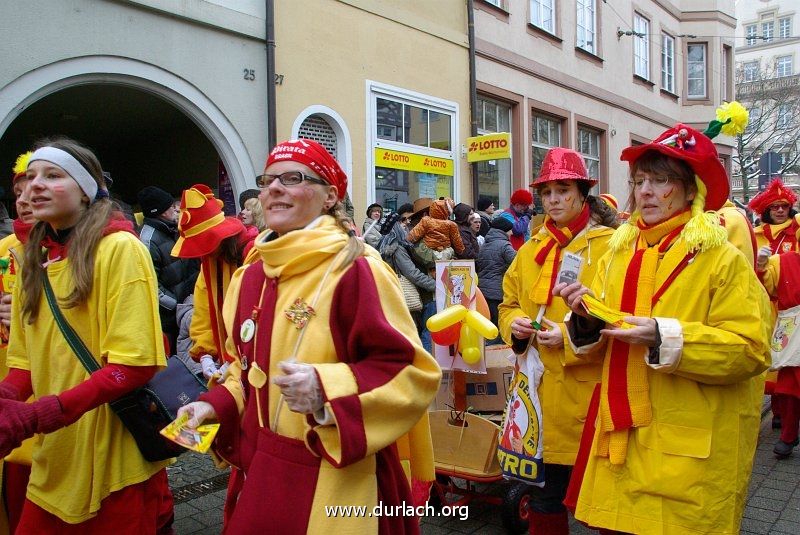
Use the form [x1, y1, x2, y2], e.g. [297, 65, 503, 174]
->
[52, 185, 66, 194]
[661, 186, 674, 200]
[667, 201, 674, 211]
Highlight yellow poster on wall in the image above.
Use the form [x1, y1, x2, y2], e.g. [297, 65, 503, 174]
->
[467, 132, 511, 162]
[375, 148, 454, 176]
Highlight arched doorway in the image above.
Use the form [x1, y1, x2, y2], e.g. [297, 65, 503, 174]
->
[292, 105, 352, 200]
[0, 55, 256, 214]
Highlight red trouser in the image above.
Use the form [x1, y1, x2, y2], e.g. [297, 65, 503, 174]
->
[779, 394, 800, 444]
[15, 468, 174, 535]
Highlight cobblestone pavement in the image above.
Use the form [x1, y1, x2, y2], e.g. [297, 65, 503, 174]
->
[168, 404, 799, 534]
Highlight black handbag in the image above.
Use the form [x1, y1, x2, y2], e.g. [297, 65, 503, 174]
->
[43, 275, 207, 462]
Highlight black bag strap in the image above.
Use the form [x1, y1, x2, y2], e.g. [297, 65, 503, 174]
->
[42, 274, 101, 374]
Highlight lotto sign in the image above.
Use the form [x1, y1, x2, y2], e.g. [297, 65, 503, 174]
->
[467, 132, 511, 162]
[374, 148, 454, 176]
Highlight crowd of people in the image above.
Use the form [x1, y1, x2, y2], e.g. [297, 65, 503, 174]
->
[0, 108, 790, 535]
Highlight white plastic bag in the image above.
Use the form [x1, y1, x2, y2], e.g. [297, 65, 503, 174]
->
[771, 303, 800, 370]
[497, 341, 545, 486]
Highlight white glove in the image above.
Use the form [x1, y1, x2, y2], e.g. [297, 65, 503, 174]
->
[200, 354, 219, 379]
[756, 245, 772, 270]
[272, 361, 323, 414]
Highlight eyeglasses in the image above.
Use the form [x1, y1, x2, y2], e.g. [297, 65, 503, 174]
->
[771, 203, 792, 211]
[628, 175, 673, 189]
[255, 171, 328, 189]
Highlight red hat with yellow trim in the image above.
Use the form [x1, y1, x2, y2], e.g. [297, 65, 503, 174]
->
[531, 147, 597, 186]
[11, 152, 32, 183]
[748, 179, 798, 216]
[172, 184, 245, 258]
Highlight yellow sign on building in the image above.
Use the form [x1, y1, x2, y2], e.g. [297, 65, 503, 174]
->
[375, 148, 454, 176]
[467, 132, 511, 162]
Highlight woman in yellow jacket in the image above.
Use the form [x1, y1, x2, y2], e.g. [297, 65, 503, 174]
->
[499, 147, 616, 534]
[556, 124, 771, 534]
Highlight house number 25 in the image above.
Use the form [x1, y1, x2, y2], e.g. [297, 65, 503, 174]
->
[243, 69, 255, 81]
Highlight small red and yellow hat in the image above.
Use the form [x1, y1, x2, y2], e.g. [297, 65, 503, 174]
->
[171, 184, 245, 258]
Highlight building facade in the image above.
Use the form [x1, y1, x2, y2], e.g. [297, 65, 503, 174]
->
[731, 0, 800, 203]
[473, 0, 737, 211]
[0, 0, 470, 223]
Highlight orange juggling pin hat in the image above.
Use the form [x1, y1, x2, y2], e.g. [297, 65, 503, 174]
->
[171, 184, 245, 258]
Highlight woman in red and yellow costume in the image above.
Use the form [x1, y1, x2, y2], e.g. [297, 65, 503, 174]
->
[178, 139, 440, 534]
[556, 124, 771, 534]
[499, 147, 617, 534]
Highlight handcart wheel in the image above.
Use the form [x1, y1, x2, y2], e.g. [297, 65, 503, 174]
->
[501, 481, 533, 534]
[428, 474, 452, 510]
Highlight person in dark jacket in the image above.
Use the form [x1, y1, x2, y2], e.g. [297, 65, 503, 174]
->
[476, 195, 495, 237]
[137, 185, 199, 352]
[454, 202, 479, 259]
[477, 217, 516, 343]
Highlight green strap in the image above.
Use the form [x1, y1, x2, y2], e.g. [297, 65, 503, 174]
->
[43, 274, 101, 374]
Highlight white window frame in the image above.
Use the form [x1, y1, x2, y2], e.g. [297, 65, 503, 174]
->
[661, 33, 675, 93]
[530, 0, 555, 34]
[687, 43, 707, 100]
[746, 24, 757, 46]
[778, 104, 792, 129]
[633, 14, 650, 79]
[477, 96, 513, 210]
[777, 56, 793, 78]
[576, 0, 596, 54]
[743, 61, 759, 82]
[763, 20, 774, 42]
[780, 17, 791, 39]
[365, 80, 459, 205]
[577, 126, 602, 195]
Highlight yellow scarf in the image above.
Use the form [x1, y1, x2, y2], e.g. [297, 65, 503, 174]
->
[598, 210, 691, 464]
[257, 216, 348, 279]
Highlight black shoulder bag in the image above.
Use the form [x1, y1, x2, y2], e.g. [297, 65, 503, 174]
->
[43, 275, 207, 462]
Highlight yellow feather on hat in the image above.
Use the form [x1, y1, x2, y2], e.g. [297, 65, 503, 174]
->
[12, 151, 33, 177]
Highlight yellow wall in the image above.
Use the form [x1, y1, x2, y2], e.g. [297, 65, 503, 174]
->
[274, 0, 471, 222]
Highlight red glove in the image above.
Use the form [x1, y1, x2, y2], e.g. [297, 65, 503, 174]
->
[0, 395, 65, 457]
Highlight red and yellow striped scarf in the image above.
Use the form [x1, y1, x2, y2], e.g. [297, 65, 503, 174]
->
[598, 209, 691, 464]
[531, 203, 590, 305]
[201, 256, 237, 363]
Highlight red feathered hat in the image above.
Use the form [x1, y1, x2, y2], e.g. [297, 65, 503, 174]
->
[531, 147, 597, 186]
[620, 124, 729, 211]
[171, 184, 245, 258]
[748, 179, 798, 216]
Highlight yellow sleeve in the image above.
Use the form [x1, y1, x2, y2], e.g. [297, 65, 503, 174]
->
[306, 256, 441, 467]
[189, 271, 217, 358]
[498, 253, 527, 345]
[6, 270, 29, 371]
[673, 251, 771, 385]
[217, 265, 248, 415]
[758, 254, 781, 297]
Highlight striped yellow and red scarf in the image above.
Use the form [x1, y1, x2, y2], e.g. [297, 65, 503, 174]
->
[598, 209, 691, 464]
[201, 256, 237, 363]
[531, 203, 590, 305]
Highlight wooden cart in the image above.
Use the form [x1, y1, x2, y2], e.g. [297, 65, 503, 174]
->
[428, 410, 532, 534]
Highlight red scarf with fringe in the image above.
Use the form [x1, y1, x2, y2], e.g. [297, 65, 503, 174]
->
[598, 210, 690, 464]
[531, 203, 590, 305]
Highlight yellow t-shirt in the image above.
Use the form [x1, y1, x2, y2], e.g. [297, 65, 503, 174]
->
[7, 231, 169, 524]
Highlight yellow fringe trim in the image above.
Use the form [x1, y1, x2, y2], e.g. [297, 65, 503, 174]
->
[681, 176, 727, 253]
[609, 211, 640, 252]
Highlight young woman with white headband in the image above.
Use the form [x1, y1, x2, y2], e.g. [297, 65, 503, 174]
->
[0, 138, 174, 534]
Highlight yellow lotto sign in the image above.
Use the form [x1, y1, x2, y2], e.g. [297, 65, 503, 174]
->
[375, 148, 454, 176]
[467, 132, 511, 162]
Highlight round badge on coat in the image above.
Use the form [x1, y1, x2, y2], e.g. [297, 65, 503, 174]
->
[240, 319, 255, 343]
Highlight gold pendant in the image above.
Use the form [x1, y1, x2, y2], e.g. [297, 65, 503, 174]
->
[284, 298, 316, 329]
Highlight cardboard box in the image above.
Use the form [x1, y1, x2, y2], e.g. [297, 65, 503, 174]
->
[433, 345, 514, 413]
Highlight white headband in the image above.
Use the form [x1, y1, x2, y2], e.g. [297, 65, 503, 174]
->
[28, 147, 99, 202]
